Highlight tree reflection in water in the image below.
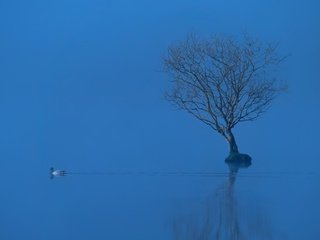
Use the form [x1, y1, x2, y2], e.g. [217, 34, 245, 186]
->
[172, 160, 276, 240]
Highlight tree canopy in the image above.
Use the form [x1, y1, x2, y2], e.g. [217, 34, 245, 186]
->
[163, 34, 285, 153]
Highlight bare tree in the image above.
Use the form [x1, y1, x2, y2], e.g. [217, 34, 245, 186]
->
[163, 34, 285, 155]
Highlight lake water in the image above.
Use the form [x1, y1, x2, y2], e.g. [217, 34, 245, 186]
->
[2, 159, 319, 240]
[1, 1, 320, 239]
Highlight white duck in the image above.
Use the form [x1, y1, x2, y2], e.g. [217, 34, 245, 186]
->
[50, 167, 66, 178]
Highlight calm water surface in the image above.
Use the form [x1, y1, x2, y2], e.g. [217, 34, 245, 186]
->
[1, 1, 320, 239]
[2, 159, 319, 240]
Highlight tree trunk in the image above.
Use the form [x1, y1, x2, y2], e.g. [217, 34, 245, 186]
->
[226, 129, 239, 154]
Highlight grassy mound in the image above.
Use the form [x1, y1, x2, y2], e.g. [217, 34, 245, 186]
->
[225, 152, 252, 169]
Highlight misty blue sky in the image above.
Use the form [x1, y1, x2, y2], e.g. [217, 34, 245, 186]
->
[0, 0, 319, 239]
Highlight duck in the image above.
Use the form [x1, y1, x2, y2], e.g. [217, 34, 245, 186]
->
[50, 167, 66, 179]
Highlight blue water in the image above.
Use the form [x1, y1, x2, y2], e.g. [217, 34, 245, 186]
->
[2, 161, 319, 240]
[1, 0, 320, 239]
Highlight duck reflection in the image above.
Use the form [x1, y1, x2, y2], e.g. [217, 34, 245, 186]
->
[172, 159, 275, 240]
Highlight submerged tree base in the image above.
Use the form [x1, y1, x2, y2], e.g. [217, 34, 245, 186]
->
[225, 153, 252, 172]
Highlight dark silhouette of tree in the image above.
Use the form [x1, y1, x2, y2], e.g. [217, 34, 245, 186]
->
[163, 34, 285, 155]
